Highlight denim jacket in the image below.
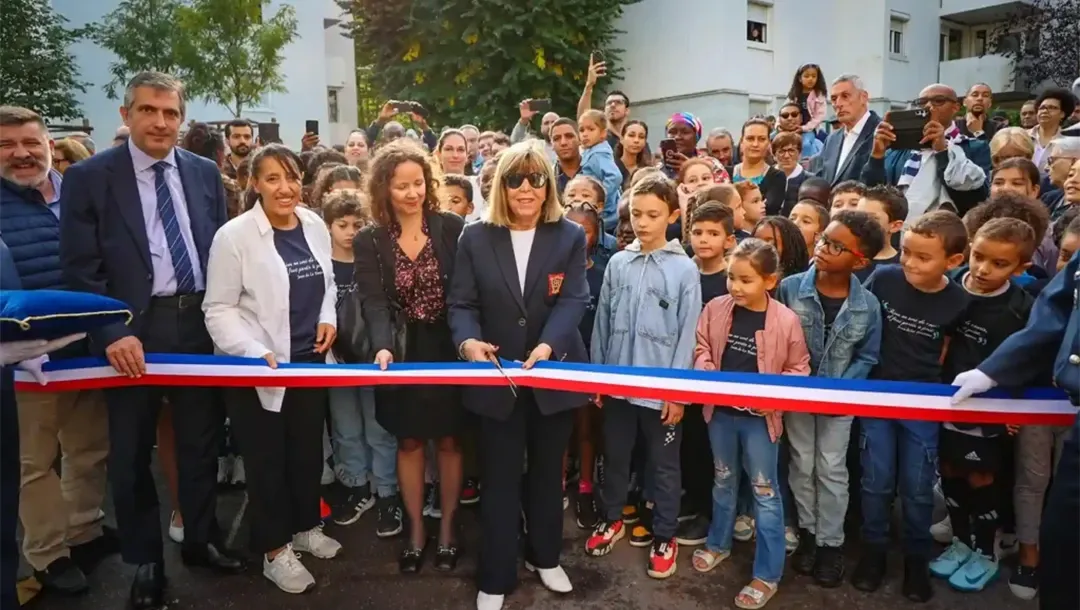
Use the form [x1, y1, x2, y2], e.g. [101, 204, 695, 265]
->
[579, 141, 624, 233]
[591, 239, 702, 409]
[776, 268, 882, 380]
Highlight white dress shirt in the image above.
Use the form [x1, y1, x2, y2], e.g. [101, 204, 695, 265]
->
[128, 140, 205, 295]
[202, 203, 337, 412]
[510, 228, 536, 294]
[836, 109, 872, 175]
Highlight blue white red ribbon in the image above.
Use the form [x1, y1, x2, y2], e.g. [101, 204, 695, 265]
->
[13, 354, 1076, 427]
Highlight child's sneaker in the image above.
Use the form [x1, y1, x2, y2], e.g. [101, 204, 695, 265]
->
[675, 514, 710, 546]
[423, 484, 442, 519]
[930, 538, 973, 578]
[647, 539, 678, 579]
[460, 478, 480, 506]
[375, 495, 403, 538]
[230, 456, 246, 486]
[733, 514, 754, 542]
[621, 503, 640, 525]
[629, 503, 654, 547]
[575, 492, 598, 530]
[784, 526, 799, 555]
[930, 515, 953, 544]
[947, 552, 998, 592]
[585, 520, 625, 557]
[1009, 565, 1037, 600]
[263, 545, 315, 593]
[331, 482, 375, 526]
[293, 526, 342, 559]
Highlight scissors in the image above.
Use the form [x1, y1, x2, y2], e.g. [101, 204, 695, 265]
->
[489, 356, 519, 397]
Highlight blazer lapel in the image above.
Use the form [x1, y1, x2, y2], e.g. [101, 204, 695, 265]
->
[823, 134, 840, 184]
[523, 222, 556, 301]
[174, 152, 210, 272]
[836, 113, 878, 182]
[109, 147, 153, 272]
[490, 226, 526, 314]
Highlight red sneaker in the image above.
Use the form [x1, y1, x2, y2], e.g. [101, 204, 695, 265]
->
[461, 478, 480, 505]
[648, 538, 678, 579]
[585, 519, 625, 557]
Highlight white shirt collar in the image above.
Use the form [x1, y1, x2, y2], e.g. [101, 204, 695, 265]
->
[128, 138, 176, 173]
[845, 109, 872, 136]
[785, 164, 804, 180]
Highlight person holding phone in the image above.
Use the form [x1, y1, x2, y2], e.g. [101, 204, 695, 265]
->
[860, 83, 990, 220]
[366, 101, 437, 151]
[577, 52, 631, 149]
[511, 99, 558, 159]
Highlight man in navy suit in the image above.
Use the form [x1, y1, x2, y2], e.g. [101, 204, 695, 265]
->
[811, 74, 882, 186]
[59, 72, 240, 609]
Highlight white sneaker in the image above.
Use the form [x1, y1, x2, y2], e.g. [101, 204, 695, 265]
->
[168, 511, 184, 544]
[931, 515, 953, 544]
[217, 456, 230, 484]
[230, 456, 246, 485]
[784, 526, 799, 554]
[476, 591, 505, 610]
[293, 526, 342, 559]
[263, 545, 315, 594]
[525, 562, 573, 593]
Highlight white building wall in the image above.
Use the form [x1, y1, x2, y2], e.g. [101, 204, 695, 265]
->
[52, 0, 357, 149]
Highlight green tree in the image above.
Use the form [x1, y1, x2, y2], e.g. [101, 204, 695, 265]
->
[176, 0, 299, 117]
[993, 0, 1080, 91]
[337, 0, 638, 128]
[91, 0, 188, 99]
[0, 0, 88, 120]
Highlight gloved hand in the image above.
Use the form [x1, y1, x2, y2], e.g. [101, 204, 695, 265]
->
[0, 333, 86, 366]
[950, 369, 998, 404]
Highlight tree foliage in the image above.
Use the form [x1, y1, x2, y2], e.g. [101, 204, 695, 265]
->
[0, 0, 88, 120]
[994, 0, 1080, 91]
[175, 0, 299, 117]
[337, 0, 638, 129]
[92, 0, 188, 99]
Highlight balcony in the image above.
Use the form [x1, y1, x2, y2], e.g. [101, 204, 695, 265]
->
[939, 54, 1015, 93]
[940, 0, 1034, 25]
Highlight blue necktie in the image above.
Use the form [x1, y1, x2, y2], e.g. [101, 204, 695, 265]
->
[152, 161, 197, 294]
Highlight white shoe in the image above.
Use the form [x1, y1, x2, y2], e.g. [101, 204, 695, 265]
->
[525, 562, 573, 593]
[996, 531, 1018, 559]
[263, 544, 315, 594]
[784, 526, 799, 554]
[931, 515, 953, 544]
[230, 456, 246, 485]
[476, 591, 505, 610]
[733, 514, 754, 542]
[293, 526, 342, 559]
[217, 456, 231, 484]
[168, 511, 184, 544]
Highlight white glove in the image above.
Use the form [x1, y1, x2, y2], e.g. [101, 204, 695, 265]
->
[950, 369, 997, 404]
[18, 355, 49, 385]
[0, 333, 86, 366]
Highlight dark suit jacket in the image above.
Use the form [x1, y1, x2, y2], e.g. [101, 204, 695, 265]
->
[448, 218, 590, 420]
[59, 144, 228, 352]
[759, 165, 788, 216]
[812, 111, 882, 186]
[352, 211, 464, 356]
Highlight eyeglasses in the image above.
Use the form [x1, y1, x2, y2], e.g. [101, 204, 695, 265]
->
[914, 96, 957, 107]
[816, 234, 864, 258]
[779, 112, 800, 120]
[565, 200, 600, 214]
[1048, 155, 1079, 166]
[504, 172, 548, 189]
[776, 147, 800, 156]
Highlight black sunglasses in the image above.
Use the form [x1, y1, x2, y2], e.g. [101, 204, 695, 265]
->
[779, 111, 800, 119]
[504, 172, 548, 189]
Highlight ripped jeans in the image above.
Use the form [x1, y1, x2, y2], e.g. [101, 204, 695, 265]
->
[706, 411, 785, 584]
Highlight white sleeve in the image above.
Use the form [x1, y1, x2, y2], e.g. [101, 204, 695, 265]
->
[942, 143, 986, 191]
[202, 230, 270, 359]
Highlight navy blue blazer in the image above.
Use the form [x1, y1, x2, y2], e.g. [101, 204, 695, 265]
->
[448, 217, 590, 420]
[59, 143, 228, 352]
[813, 111, 882, 186]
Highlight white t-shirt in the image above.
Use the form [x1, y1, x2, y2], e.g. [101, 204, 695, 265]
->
[465, 176, 486, 222]
[509, 228, 536, 295]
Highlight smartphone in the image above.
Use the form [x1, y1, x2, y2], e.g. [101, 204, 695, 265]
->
[257, 122, 280, 144]
[392, 101, 412, 114]
[592, 49, 605, 63]
[659, 138, 678, 165]
[305, 119, 319, 136]
[527, 98, 552, 113]
[409, 102, 429, 119]
[887, 109, 931, 150]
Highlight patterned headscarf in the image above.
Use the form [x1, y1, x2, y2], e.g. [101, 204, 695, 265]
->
[666, 112, 703, 142]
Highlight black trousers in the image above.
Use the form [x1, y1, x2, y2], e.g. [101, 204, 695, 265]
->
[1039, 412, 1079, 610]
[477, 390, 573, 595]
[104, 296, 224, 565]
[227, 383, 326, 554]
[680, 405, 712, 515]
[1, 369, 19, 609]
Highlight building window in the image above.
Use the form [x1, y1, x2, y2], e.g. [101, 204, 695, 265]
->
[974, 29, 988, 55]
[747, 1, 770, 45]
[889, 18, 906, 57]
[327, 88, 340, 123]
[946, 28, 962, 60]
[748, 99, 770, 118]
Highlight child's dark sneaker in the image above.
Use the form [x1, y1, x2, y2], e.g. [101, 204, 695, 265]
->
[813, 545, 845, 588]
[647, 539, 678, 579]
[575, 492, 598, 530]
[851, 544, 887, 592]
[1008, 565, 1037, 600]
[675, 514, 709, 546]
[332, 482, 375, 526]
[585, 520, 625, 557]
[460, 478, 480, 506]
[792, 529, 816, 575]
[375, 495, 403, 538]
[902, 554, 934, 603]
[629, 503, 654, 547]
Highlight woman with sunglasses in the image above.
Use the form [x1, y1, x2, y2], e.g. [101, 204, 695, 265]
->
[448, 141, 589, 610]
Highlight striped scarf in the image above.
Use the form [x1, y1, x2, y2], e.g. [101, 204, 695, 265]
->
[897, 123, 964, 188]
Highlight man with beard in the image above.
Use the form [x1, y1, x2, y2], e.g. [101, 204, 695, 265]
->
[958, 83, 998, 141]
[0, 106, 118, 595]
[223, 119, 253, 180]
[550, 118, 582, 195]
[776, 101, 823, 158]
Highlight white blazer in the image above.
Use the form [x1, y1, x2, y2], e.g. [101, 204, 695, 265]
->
[202, 203, 337, 412]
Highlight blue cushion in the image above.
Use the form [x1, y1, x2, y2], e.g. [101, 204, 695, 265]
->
[0, 290, 132, 341]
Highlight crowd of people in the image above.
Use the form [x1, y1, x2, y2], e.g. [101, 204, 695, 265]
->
[1, 60, 1079, 610]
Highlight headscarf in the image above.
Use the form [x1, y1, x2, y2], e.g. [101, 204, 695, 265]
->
[666, 112, 703, 142]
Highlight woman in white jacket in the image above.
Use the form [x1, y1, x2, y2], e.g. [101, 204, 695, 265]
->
[202, 144, 340, 594]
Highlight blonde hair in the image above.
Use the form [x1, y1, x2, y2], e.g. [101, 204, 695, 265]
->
[54, 137, 91, 164]
[579, 109, 607, 130]
[484, 141, 564, 226]
[990, 127, 1035, 167]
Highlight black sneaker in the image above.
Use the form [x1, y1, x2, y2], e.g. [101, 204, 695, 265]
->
[376, 495, 404, 538]
[902, 554, 933, 603]
[1008, 564, 1038, 600]
[851, 544, 887, 592]
[332, 482, 375, 526]
[813, 544, 845, 588]
[460, 477, 480, 506]
[792, 529, 816, 575]
[575, 492, 599, 529]
[674, 514, 710, 546]
[677, 501, 699, 523]
[34, 556, 89, 595]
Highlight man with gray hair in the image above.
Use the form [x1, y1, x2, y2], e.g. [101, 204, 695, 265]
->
[60, 71, 240, 609]
[810, 73, 881, 185]
[705, 127, 735, 168]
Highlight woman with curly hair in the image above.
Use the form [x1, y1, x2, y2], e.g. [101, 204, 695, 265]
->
[353, 139, 466, 574]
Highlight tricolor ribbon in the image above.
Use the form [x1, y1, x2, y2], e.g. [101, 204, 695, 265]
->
[13, 354, 1076, 427]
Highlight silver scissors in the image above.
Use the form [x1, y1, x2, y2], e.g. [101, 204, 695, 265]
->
[489, 356, 519, 397]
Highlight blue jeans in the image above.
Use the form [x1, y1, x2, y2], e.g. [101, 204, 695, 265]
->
[859, 417, 938, 557]
[327, 387, 397, 497]
[706, 412, 785, 583]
